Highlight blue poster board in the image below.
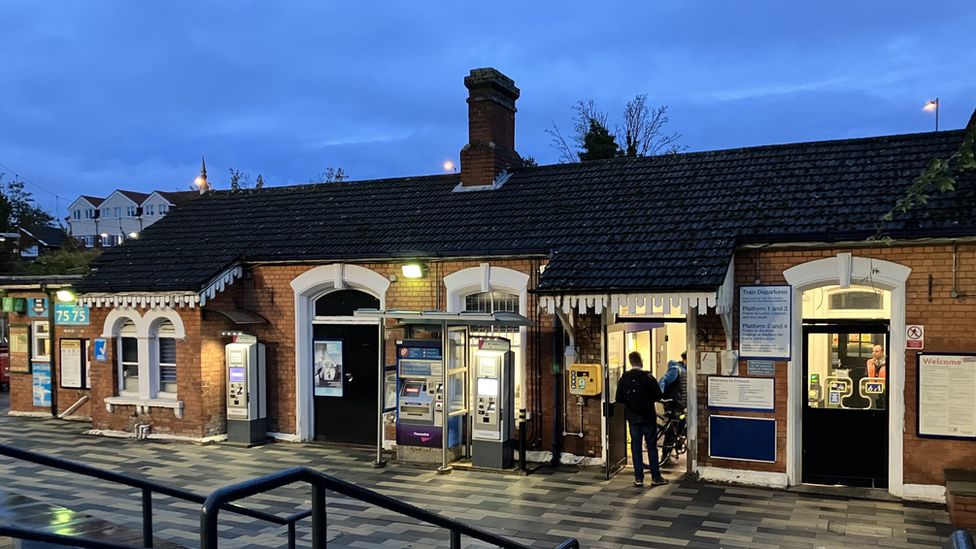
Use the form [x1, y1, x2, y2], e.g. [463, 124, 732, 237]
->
[738, 286, 792, 360]
[32, 362, 52, 407]
[709, 415, 777, 462]
[94, 339, 107, 361]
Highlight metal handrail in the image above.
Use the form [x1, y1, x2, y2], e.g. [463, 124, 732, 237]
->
[202, 465, 581, 549]
[0, 442, 580, 549]
[0, 442, 309, 549]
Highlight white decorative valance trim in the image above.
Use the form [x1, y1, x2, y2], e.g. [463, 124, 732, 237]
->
[83, 293, 200, 309]
[539, 291, 718, 316]
[199, 266, 243, 306]
[716, 257, 736, 315]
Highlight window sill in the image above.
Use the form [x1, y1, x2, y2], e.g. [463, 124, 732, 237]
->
[105, 396, 184, 419]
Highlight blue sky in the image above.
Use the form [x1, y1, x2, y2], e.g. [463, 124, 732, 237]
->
[2, 1, 974, 220]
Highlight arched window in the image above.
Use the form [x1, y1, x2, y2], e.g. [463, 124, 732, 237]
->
[157, 321, 178, 396]
[119, 320, 139, 395]
[315, 289, 380, 317]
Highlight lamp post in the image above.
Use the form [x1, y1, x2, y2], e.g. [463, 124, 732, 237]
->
[924, 98, 939, 131]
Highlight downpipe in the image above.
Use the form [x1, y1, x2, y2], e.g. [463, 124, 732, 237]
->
[550, 315, 562, 468]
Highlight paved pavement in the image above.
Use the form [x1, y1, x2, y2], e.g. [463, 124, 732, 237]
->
[0, 413, 957, 549]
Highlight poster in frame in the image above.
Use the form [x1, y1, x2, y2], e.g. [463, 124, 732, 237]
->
[313, 339, 344, 397]
[8, 325, 31, 373]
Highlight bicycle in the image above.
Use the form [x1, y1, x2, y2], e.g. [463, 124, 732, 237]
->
[656, 399, 687, 468]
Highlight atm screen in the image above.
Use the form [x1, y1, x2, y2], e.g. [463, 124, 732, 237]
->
[229, 367, 245, 382]
[404, 386, 421, 395]
[477, 377, 499, 396]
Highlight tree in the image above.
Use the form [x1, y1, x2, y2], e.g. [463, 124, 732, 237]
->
[310, 168, 347, 184]
[15, 248, 101, 276]
[577, 119, 620, 161]
[229, 168, 265, 192]
[1, 175, 55, 230]
[874, 108, 976, 243]
[548, 95, 683, 163]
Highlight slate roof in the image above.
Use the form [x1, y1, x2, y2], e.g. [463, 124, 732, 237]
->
[76, 129, 976, 295]
[80, 195, 104, 207]
[117, 190, 151, 204]
[156, 190, 200, 206]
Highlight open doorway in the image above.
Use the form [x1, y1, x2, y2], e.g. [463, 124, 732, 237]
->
[800, 285, 890, 488]
[605, 318, 687, 479]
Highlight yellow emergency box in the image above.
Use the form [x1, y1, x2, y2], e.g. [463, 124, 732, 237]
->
[568, 363, 602, 396]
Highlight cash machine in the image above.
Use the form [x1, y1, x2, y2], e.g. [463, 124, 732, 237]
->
[396, 339, 461, 462]
[471, 337, 514, 469]
[224, 331, 267, 446]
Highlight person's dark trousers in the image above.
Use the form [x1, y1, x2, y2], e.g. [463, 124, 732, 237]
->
[629, 421, 662, 482]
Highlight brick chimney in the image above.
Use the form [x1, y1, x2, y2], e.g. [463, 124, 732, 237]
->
[459, 68, 521, 188]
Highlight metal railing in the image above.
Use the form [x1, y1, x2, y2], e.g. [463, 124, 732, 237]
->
[202, 465, 580, 549]
[0, 442, 309, 549]
[0, 443, 581, 549]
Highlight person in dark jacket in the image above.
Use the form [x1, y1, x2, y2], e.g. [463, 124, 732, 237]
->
[615, 351, 668, 488]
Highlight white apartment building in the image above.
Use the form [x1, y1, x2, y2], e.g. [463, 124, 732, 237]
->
[66, 190, 198, 247]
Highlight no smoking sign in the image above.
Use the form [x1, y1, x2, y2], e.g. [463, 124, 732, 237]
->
[906, 325, 924, 350]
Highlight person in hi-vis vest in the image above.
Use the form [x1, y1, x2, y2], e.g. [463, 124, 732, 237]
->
[867, 344, 886, 380]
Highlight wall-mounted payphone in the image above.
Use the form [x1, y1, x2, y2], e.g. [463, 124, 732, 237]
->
[225, 331, 267, 446]
[472, 337, 514, 469]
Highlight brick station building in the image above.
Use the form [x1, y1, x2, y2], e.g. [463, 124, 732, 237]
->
[3, 68, 975, 510]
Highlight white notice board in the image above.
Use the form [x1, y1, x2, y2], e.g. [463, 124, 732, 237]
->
[707, 376, 775, 412]
[917, 353, 976, 439]
[738, 286, 792, 360]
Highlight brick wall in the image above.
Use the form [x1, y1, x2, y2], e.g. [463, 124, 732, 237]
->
[194, 258, 553, 445]
[697, 244, 976, 485]
[6, 291, 92, 419]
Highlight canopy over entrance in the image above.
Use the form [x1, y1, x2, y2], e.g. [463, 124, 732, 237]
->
[353, 309, 533, 472]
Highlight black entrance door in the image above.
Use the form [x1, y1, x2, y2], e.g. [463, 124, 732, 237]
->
[313, 323, 378, 445]
[802, 322, 889, 487]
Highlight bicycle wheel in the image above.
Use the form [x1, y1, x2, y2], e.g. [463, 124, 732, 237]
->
[657, 421, 673, 467]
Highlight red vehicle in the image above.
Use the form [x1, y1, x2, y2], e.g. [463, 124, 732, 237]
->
[0, 345, 9, 391]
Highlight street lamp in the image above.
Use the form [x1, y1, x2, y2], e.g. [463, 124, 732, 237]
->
[443, 161, 456, 173]
[924, 98, 939, 131]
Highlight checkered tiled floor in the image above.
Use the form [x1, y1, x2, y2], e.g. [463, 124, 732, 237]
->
[0, 413, 956, 549]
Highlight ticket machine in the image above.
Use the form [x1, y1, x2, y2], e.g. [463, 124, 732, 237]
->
[472, 337, 514, 469]
[396, 339, 460, 462]
[224, 332, 267, 446]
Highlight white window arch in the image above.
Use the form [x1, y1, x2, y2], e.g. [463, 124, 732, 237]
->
[102, 307, 186, 407]
[290, 263, 389, 441]
[784, 253, 911, 497]
[444, 263, 530, 410]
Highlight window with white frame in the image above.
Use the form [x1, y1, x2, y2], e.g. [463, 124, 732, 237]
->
[158, 204, 169, 215]
[119, 320, 139, 394]
[126, 206, 137, 217]
[101, 235, 112, 247]
[85, 208, 95, 219]
[464, 290, 523, 395]
[84, 236, 94, 247]
[157, 321, 178, 396]
[145, 204, 154, 216]
[32, 321, 51, 361]
[114, 207, 122, 218]
[103, 208, 111, 219]
[72, 209, 81, 220]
